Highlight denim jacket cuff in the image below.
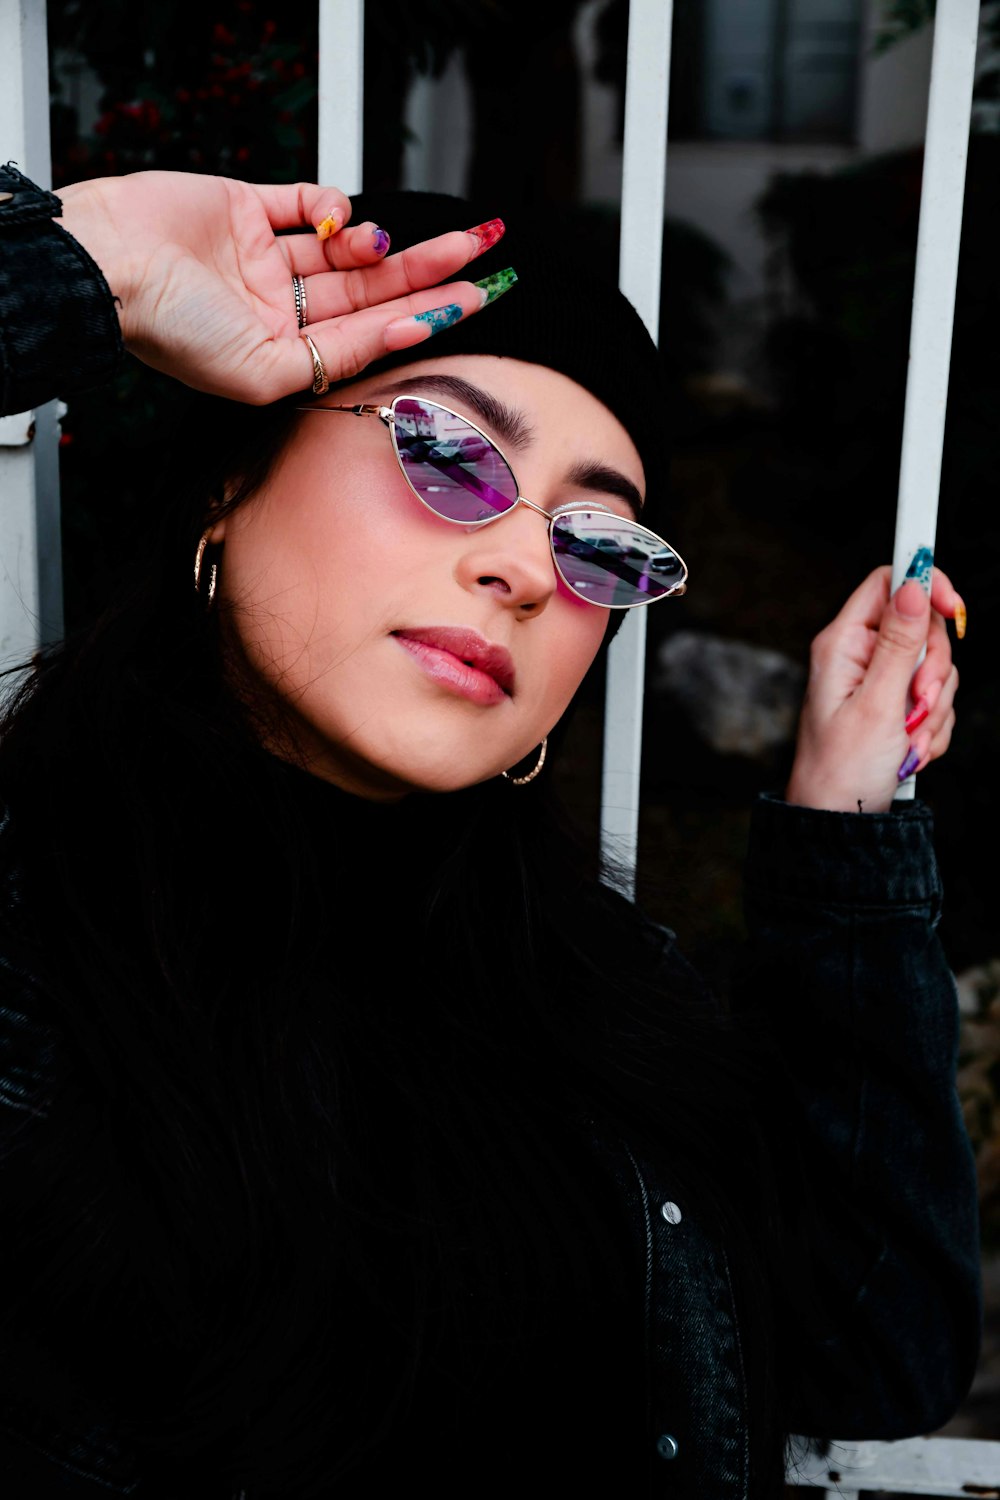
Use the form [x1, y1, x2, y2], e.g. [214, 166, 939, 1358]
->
[0, 163, 124, 415]
[745, 791, 941, 911]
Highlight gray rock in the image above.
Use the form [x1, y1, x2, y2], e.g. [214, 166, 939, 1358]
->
[653, 630, 806, 759]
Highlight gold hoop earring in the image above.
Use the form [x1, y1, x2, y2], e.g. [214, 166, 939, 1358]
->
[193, 528, 218, 609]
[502, 737, 548, 786]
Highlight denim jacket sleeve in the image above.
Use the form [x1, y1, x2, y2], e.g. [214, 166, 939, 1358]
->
[737, 792, 982, 1440]
[0, 163, 124, 416]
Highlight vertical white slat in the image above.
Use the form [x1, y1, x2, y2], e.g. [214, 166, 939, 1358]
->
[600, 0, 674, 895]
[891, 0, 979, 800]
[0, 0, 62, 670]
[317, 0, 364, 193]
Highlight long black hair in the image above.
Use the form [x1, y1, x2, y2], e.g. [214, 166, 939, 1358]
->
[0, 385, 804, 1497]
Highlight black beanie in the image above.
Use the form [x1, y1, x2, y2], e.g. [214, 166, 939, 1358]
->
[343, 190, 671, 532]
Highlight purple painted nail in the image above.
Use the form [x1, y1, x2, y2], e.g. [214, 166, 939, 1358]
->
[372, 226, 390, 256]
[897, 746, 921, 781]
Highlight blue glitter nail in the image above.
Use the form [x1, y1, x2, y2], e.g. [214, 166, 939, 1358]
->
[414, 303, 463, 337]
[904, 546, 934, 592]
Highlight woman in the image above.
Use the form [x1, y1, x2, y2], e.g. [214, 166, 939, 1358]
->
[0, 164, 981, 1498]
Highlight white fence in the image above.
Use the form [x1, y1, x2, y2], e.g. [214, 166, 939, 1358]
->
[2, 0, 996, 1493]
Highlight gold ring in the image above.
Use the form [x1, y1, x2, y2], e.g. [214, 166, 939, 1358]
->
[301, 332, 329, 396]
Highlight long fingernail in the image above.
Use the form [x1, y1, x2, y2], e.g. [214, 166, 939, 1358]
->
[474, 267, 517, 307]
[315, 212, 343, 240]
[954, 599, 967, 639]
[412, 302, 464, 337]
[897, 746, 921, 781]
[904, 698, 929, 733]
[372, 226, 391, 256]
[466, 218, 504, 255]
[904, 545, 934, 591]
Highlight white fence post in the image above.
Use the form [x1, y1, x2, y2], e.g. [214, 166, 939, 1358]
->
[0, 0, 62, 670]
[317, 0, 364, 194]
[890, 0, 980, 799]
[600, 0, 674, 897]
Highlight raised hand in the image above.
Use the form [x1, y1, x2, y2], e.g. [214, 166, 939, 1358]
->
[58, 171, 504, 404]
[785, 565, 963, 814]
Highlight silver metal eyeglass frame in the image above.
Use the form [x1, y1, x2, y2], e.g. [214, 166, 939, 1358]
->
[296, 394, 688, 609]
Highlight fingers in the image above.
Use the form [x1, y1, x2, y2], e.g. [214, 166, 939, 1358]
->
[252, 279, 492, 401]
[860, 560, 967, 712]
[280, 219, 395, 277]
[927, 563, 966, 635]
[281, 225, 502, 315]
[909, 608, 953, 713]
[250, 181, 353, 237]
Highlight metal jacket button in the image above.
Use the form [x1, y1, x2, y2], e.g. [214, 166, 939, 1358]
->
[660, 1200, 682, 1224]
[656, 1433, 680, 1460]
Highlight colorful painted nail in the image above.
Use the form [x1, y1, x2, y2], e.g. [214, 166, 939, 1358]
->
[904, 698, 930, 733]
[315, 212, 343, 240]
[465, 218, 505, 255]
[372, 225, 391, 256]
[904, 545, 934, 592]
[413, 302, 464, 337]
[897, 746, 921, 782]
[954, 599, 967, 639]
[474, 267, 518, 307]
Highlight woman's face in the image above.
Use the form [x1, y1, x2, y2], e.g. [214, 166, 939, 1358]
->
[211, 354, 646, 798]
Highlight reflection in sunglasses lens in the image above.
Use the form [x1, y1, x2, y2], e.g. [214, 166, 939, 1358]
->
[553, 513, 684, 607]
[393, 398, 518, 523]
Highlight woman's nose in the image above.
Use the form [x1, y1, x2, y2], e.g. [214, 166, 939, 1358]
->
[454, 500, 558, 614]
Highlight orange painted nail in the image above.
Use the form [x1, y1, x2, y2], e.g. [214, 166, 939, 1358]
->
[954, 599, 967, 639]
[315, 212, 343, 240]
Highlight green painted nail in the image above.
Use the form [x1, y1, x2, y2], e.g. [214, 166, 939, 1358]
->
[414, 303, 463, 336]
[474, 266, 518, 306]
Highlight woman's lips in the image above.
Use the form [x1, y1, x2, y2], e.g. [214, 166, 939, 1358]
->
[392, 627, 515, 706]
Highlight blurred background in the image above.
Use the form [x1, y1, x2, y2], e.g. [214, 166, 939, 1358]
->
[45, 0, 999, 1453]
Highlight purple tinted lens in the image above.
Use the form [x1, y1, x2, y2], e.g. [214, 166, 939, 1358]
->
[552, 512, 685, 606]
[392, 397, 518, 523]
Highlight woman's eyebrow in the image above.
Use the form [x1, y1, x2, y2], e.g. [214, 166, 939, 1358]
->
[367, 374, 534, 450]
[367, 373, 645, 514]
[567, 461, 644, 519]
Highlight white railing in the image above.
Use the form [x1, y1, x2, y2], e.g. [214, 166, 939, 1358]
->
[0, 0, 62, 669]
[3, 0, 995, 1492]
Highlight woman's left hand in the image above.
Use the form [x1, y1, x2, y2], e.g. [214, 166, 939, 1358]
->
[785, 565, 964, 814]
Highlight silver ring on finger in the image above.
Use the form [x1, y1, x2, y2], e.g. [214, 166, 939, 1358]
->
[301, 332, 329, 396]
[292, 274, 308, 329]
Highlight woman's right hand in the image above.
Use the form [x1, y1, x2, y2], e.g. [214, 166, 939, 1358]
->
[58, 170, 503, 404]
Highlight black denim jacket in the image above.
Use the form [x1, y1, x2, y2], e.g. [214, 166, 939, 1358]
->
[0, 795, 982, 1496]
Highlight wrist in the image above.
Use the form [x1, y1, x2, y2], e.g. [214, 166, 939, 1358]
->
[784, 771, 893, 815]
[58, 179, 130, 340]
